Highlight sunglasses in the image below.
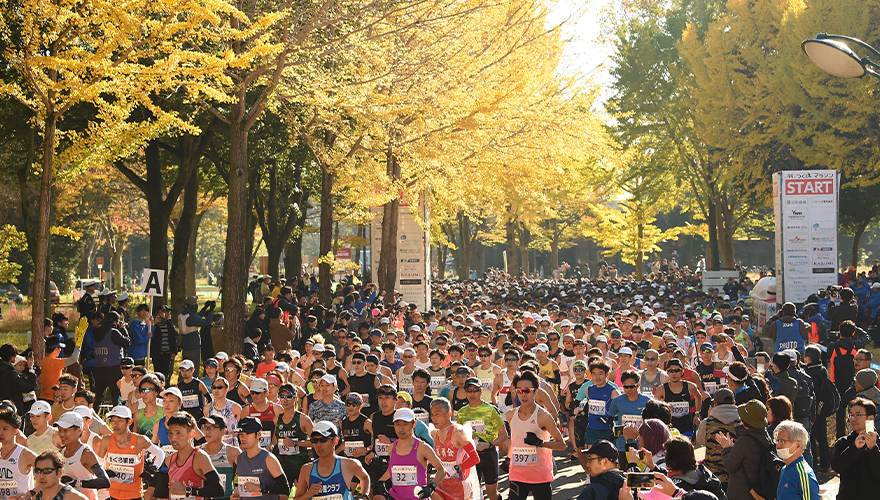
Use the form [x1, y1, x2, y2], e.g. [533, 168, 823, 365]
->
[667, 369, 682, 373]
[548, 337, 560, 341]
[505, 358, 518, 362]
[564, 341, 573, 345]
[623, 384, 638, 389]
[139, 388, 155, 393]
[467, 348, 477, 352]
[224, 367, 238, 372]
[121, 366, 132, 370]
[352, 360, 364, 365]
[212, 385, 227, 390]
[701, 349, 714, 354]
[345, 402, 361, 407]
[437, 342, 447, 346]
[644, 357, 658, 362]
[573, 368, 586, 373]
[466, 388, 482, 393]
[311, 436, 334, 444]
[279, 394, 297, 400]
[132, 374, 143, 379]
[515, 388, 535, 394]
[250, 391, 266, 395]
[34, 467, 58, 475]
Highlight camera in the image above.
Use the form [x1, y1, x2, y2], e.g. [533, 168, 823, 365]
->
[626, 473, 655, 490]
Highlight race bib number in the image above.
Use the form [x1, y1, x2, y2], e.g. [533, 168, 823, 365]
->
[375, 441, 390, 457]
[640, 386, 654, 396]
[670, 401, 690, 418]
[511, 446, 537, 466]
[238, 476, 260, 497]
[430, 376, 446, 389]
[108, 464, 135, 484]
[399, 381, 415, 395]
[588, 399, 606, 415]
[391, 465, 418, 486]
[218, 474, 227, 489]
[182, 393, 199, 408]
[345, 440, 364, 457]
[260, 430, 272, 447]
[621, 414, 643, 428]
[313, 495, 344, 500]
[442, 461, 458, 476]
[704, 382, 717, 394]
[279, 438, 299, 455]
[0, 481, 19, 497]
[162, 445, 175, 455]
[415, 411, 430, 425]
[467, 420, 486, 434]
[480, 379, 493, 391]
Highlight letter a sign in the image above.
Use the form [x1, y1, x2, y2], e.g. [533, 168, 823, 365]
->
[141, 268, 165, 297]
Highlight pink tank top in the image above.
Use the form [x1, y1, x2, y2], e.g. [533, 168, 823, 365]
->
[434, 426, 465, 500]
[508, 405, 553, 484]
[388, 438, 427, 500]
[168, 448, 205, 500]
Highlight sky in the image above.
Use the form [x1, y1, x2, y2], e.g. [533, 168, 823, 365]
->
[548, 0, 616, 95]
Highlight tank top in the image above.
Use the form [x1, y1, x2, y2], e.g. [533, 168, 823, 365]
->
[498, 370, 515, 415]
[119, 378, 136, 404]
[475, 365, 495, 401]
[388, 439, 427, 500]
[370, 411, 396, 460]
[105, 432, 144, 500]
[397, 368, 415, 395]
[227, 381, 248, 407]
[275, 411, 311, 469]
[206, 444, 234, 499]
[36, 484, 73, 500]
[207, 400, 238, 446]
[137, 406, 163, 439]
[586, 383, 614, 430]
[247, 403, 278, 449]
[237, 448, 279, 500]
[640, 370, 665, 397]
[664, 382, 695, 434]
[695, 362, 718, 394]
[426, 367, 447, 392]
[775, 319, 805, 353]
[508, 406, 553, 484]
[168, 448, 205, 500]
[61, 443, 97, 500]
[308, 457, 353, 500]
[434, 425, 465, 500]
[178, 379, 206, 419]
[348, 373, 379, 409]
[327, 365, 348, 394]
[94, 328, 123, 367]
[0, 444, 33, 499]
[27, 428, 57, 455]
[341, 414, 369, 462]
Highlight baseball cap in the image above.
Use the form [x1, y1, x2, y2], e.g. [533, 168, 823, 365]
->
[393, 408, 416, 422]
[160, 387, 183, 401]
[120, 357, 135, 368]
[713, 388, 735, 405]
[28, 401, 51, 416]
[199, 415, 227, 429]
[312, 343, 326, 353]
[397, 391, 413, 404]
[700, 342, 714, 351]
[312, 421, 339, 437]
[55, 412, 84, 429]
[275, 362, 290, 373]
[215, 352, 229, 361]
[250, 378, 269, 393]
[535, 344, 549, 353]
[583, 439, 618, 461]
[179, 360, 195, 370]
[320, 374, 337, 386]
[618, 347, 633, 356]
[345, 393, 363, 404]
[73, 406, 94, 421]
[464, 377, 482, 389]
[107, 405, 133, 419]
[235, 417, 263, 434]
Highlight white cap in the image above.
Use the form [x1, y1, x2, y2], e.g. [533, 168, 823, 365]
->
[596, 335, 608, 343]
[55, 412, 84, 429]
[643, 321, 655, 330]
[107, 405, 133, 419]
[403, 347, 416, 356]
[73, 405, 93, 421]
[312, 343, 326, 353]
[656, 312, 667, 319]
[393, 408, 416, 422]
[618, 347, 634, 356]
[535, 343, 549, 352]
[250, 378, 269, 393]
[275, 361, 290, 373]
[311, 421, 339, 437]
[179, 359, 195, 370]
[215, 352, 229, 361]
[560, 319, 573, 327]
[872, 283, 880, 289]
[290, 350, 301, 358]
[380, 317, 391, 324]
[117, 293, 129, 302]
[28, 401, 51, 416]
[320, 374, 337, 386]
[410, 325, 421, 332]
[161, 387, 183, 401]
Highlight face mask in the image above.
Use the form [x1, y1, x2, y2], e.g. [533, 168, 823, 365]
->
[776, 443, 797, 460]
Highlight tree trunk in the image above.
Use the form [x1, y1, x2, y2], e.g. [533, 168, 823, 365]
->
[32, 115, 56, 363]
[853, 221, 869, 267]
[78, 228, 100, 278]
[378, 151, 401, 298]
[110, 235, 124, 291]
[717, 197, 736, 268]
[551, 220, 560, 271]
[636, 223, 645, 281]
[437, 245, 447, 280]
[506, 220, 518, 275]
[318, 163, 334, 305]
[475, 242, 485, 275]
[222, 121, 249, 355]
[706, 200, 720, 270]
[169, 161, 199, 313]
[186, 211, 202, 297]
[519, 225, 530, 276]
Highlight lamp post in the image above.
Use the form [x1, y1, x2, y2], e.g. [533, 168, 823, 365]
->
[802, 33, 880, 79]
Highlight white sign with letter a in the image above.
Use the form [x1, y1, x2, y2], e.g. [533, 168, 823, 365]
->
[141, 268, 165, 297]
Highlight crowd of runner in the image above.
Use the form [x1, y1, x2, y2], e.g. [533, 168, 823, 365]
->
[1, 270, 880, 500]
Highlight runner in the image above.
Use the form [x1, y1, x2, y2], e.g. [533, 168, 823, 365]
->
[505, 370, 567, 500]
[132, 375, 163, 440]
[31, 450, 88, 500]
[376, 408, 447, 500]
[0, 408, 36, 500]
[409, 370, 433, 416]
[455, 378, 508, 500]
[430, 399, 481, 500]
[291, 421, 370, 500]
[155, 412, 224, 500]
[98, 405, 165, 500]
[27, 402, 59, 455]
[365, 384, 398, 498]
[474, 347, 501, 405]
[582, 359, 620, 445]
[175, 360, 209, 420]
[307, 375, 346, 430]
[340, 394, 372, 464]
[240, 378, 283, 450]
[272, 383, 314, 485]
[348, 353, 381, 411]
[197, 415, 239, 500]
[638, 349, 667, 398]
[396, 348, 418, 396]
[54, 412, 110, 500]
[654, 359, 703, 437]
[203, 377, 241, 446]
[232, 416, 291, 500]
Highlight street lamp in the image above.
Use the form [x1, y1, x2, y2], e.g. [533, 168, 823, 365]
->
[802, 33, 880, 79]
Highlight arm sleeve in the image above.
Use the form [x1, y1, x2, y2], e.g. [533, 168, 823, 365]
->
[263, 473, 291, 494]
[193, 470, 225, 497]
[64, 346, 81, 367]
[146, 443, 166, 468]
[112, 329, 131, 348]
[545, 369, 561, 385]
[459, 441, 481, 469]
[80, 463, 111, 489]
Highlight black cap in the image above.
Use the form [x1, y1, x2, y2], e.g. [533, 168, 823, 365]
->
[583, 439, 618, 461]
[464, 377, 481, 388]
[199, 415, 227, 429]
[120, 357, 134, 368]
[234, 417, 263, 434]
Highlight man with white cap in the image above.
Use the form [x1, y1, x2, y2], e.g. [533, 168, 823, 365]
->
[55, 411, 110, 499]
[307, 374, 346, 431]
[240, 378, 283, 450]
[27, 401, 59, 455]
[292, 421, 370, 500]
[98, 405, 165, 500]
[376, 408, 447, 500]
[175, 359, 210, 421]
[0, 407, 36, 498]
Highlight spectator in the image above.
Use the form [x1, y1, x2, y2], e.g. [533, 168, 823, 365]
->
[774, 420, 819, 500]
[855, 369, 880, 412]
[178, 295, 215, 372]
[127, 304, 151, 366]
[0, 343, 37, 416]
[149, 305, 178, 380]
[832, 396, 880, 497]
[664, 435, 727, 500]
[804, 345, 833, 472]
[696, 388, 741, 488]
[575, 439, 624, 500]
[717, 400, 772, 500]
[766, 395, 792, 437]
[771, 353, 797, 403]
[40, 329, 81, 402]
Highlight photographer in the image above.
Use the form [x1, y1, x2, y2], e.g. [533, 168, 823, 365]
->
[178, 295, 215, 373]
[829, 287, 859, 331]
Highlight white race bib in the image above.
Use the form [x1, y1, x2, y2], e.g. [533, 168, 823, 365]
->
[162, 444, 175, 454]
[375, 441, 390, 457]
[415, 411, 430, 425]
[182, 393, 199, 408]
[0, 480, 19, 497]
[511, 446, 537, 466]
[430, 376, 446, 389]
[467, 420, 486, 434]
[238, 476, 260, 497]
[259, 430, 272, 447]
[670, 401, 690, 418]
[278, 438, 299, 455]
[314, 495, 344, 500]
[391, 465, 418, 486]
[108, 464, 135, 484]
[480, 378, 493, 391]
[345, 440, 365, 457]
[358, 393, 371, 407]
[399, 381, 415, 395]
[621, 414, 643, 428]
[588, 399, 606, 415]
[704, 382, 717, 394]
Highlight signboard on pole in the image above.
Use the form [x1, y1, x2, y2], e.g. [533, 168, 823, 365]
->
[773, 170, 839, 304]
[371, 194, 431, 311]
[141, 268, 166, 297]
[335, 248, 352, 259]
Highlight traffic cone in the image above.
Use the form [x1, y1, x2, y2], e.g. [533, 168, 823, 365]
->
[10, 301, 16, 316]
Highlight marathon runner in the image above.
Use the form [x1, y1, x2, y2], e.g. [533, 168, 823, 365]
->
[273, 383, 314, 484]
[97, 405, 165, 500]
[376, 408, 446, 500]
[430, 398, 481, 500]
[197, 415, 239, 500]
[54, 412, 110, 500]
[0, 409, 36, 500]
[233, 416, 291, 499]
[291, 421, 370, 500]
[455, 377, 508, 500]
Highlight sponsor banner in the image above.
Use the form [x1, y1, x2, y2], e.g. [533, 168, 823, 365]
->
[371, 195, 431, 311]
[774, 170, 839, 303]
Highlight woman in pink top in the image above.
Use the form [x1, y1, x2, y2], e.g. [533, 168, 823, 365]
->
[379, 408, 446, 500]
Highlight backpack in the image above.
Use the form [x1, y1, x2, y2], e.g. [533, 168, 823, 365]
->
[741, 433, 785, 500]
[814, 371, 841, 418]
[790, 368, 816, 421]
[830, 343, 857, 387]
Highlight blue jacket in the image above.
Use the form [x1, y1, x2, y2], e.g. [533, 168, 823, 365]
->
[777, 455, 819, 500]
[80, 326, 96, 369]
[128, 320, 151, 360]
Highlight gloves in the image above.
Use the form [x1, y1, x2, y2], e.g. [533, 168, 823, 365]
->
[417, 482, 437, 499]
[61, 476, 75, 486]
[106, 469, 118, 479]
[523, 431, 544, 447]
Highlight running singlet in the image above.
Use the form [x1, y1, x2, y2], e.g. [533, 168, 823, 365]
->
[178, 379, 206, 419]
[62, 443, 97, 500]
[27, 429, 57, 456]
[275, 411, 311, 475]
[427, 367, 447, 391]
[435, 425, 466, 500]
[105, 433, 144, 500]
[586, 383, 614, 430]
[237, 448, 279, 500]
[695, 363, 718, 394]
[664, 382, 695, 434]
[247, 403, 278, 449]
[207, 444, 234, 499]
[775, 319, 805, 353]
[308, 457, 353, 500]
[341, 414, 370, 462]
[397, 369, 415, 395]
[348, 373, 379, 409]
[388, 439, 427, 500]
[508, 406, 553, 484]
[639, 371, 664, 397]
[475, 365, 496, 401]
[137, 407, 163, 439]
[0, 444, 33, 500]
[206, 400, 238, 445]
[168, 449, 205, 500]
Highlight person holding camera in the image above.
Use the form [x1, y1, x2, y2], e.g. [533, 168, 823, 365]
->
[178, 295, 215, 374]
[575, 440, 624, 500]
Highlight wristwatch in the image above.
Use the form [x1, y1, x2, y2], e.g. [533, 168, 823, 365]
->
[185, 486, 193, 497]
